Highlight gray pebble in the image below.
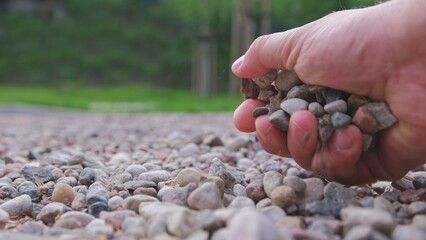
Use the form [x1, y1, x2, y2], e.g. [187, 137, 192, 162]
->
[88, 201, 109, 217]
[179, 143, 200, 158]
[166, 209, 199, 238]
[246, 177, 267, 203]
[86, 219, 114, 237]
[86, 182, 109, 205]
[364, 102, 398, 131]
[299, 178, 325, 205]
[236, 158, 254, 171]
[275, 70, 302, 92]
[138, 170, 170, 183]
[36, 202, 71, 225]
[21, 165, 55, 183]
[260, 205, 287, 222]
[100, 209, 137, 230]
[209, 158, 244, 188]
[263, 171, 283, 198]
[308, 102, 325, 117]
[123, 180, 156, 191]
[17, 181, 40, 200]
[161, 182, 196, 206]
[324, 99, 347, 114]
[0, 208, 9, 229]
[176, 168, 204, 186]
[340, 206, 396, 235]
[71, 192, 87, 210]
[79, 168, 95, 186]
[227, 210, 284, 240]
[68, 153, 86, 165]
[123, 195, 159, 213]
[331, 112, 352, 128]
[54, 211, 95, 229]
[121, 216, 147, 237]
[391, 225, 426, 240]
[269, 110, 289, 131]
[280, 98, 309, 115]
[0, 194, 33, 217]
[343, 225, 389, 240]
[108, 195, 124, 211]
[271, 185, 297, 208]
[304, 200, 341, 217]
[283, 175, 306, 193]
[228, 196, 256, 209]
[408, 201, 426, 216]
[16, 221, 46, 236]
[0, 185, 19, 199]
[188, 182, 223, 210]
[374, 196, 396, 217]
[125, 164, 148, 178]
[323, 182, 356, 207]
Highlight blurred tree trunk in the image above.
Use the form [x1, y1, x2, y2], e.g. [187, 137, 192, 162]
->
[228, 0, 255, 98]
[191, 0, 216, 97]
[260, 0, 271, 35]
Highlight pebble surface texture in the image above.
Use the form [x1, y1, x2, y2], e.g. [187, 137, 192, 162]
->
[0, 108, 424, 240]
[241, 70, 398, 150]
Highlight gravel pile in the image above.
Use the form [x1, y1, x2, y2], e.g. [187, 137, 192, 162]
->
[241, 70, 398, 151]
[0, 111, 425, 240]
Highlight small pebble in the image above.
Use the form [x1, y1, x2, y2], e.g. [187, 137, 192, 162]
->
[269, 110, 289, 131]
[324, 99, 347, 114]
[280, 98, 309, 115]
[283, 175, 306, 193]
[270, 185, 297, 208]
[51, 182, 76, 205]
[36, 202, 71, 225]
[108, 195, 124, 211]
[188, 182, 223, 210]
[331, 112, 352, 128]
[308, 102, 325, 117]
[17, 181, 40, 200]
[0, 194, 33, 217]
[228, 196, 256, 209]
[263, 171, 283, 198]
[245, 178, 267, 203]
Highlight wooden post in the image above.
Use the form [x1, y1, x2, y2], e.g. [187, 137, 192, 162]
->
[260, 0, 271, 35]
[228, 0, 255, 98]
[191, 0, 216, 97]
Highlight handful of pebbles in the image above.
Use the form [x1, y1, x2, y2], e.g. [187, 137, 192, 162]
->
[241, 70, 398, 151]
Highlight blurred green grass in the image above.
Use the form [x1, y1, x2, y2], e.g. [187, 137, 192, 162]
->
[0, 85, 242, 112]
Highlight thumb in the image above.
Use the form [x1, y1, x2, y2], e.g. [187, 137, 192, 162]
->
[231, 29, 302, 78]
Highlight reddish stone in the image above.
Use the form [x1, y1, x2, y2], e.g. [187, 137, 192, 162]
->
[352, 107, 377, 134]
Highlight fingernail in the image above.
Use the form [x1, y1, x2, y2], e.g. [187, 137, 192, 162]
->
[231, 56, 244, 72]
[335, 130, 354, 151]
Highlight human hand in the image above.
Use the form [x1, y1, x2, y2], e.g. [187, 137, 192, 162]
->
[232, 0, 426, 185]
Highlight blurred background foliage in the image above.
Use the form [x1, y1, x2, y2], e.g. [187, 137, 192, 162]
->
[0, 0, 376, 111]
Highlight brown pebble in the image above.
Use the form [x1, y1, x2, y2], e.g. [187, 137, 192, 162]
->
[258, 85, 278, 102]
[269, 110, 289, 131]
[133, 187, 158, 197]
[275, 70, 302, 92]
[270, 185, 297, 208]
[318, 116, 335, 147]
[253, 107, 269, 118]
[347, 94, 370, 113]
[352, 107, 377, 134]
[364, 102, 397, 131]
[286, 85, 315, 101]
[252, 70, 276, 88]
[51, 183, 76, 206]
[241, 78, 259, 99]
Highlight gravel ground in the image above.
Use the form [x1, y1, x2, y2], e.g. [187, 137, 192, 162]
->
[0, 107, 425, 240]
